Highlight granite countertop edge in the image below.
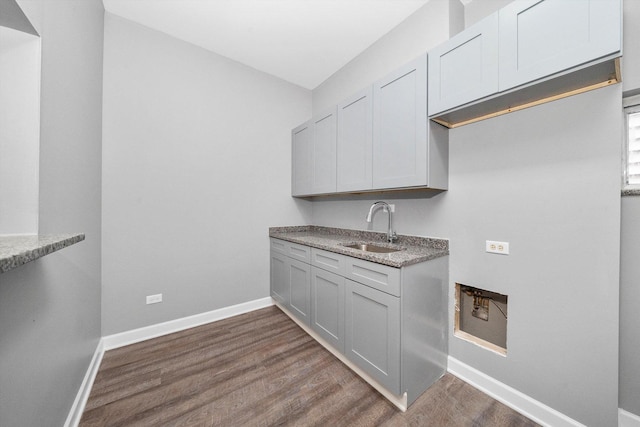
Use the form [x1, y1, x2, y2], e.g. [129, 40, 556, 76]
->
[622, 188, 640, 197]
[0, 233, 86, 274]
[269, 225, 449, 268]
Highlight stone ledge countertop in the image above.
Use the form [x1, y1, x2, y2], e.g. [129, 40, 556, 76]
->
[622, 188, 640, 197]
[269, 226, 448, 268]
[0, 234, 85, 274]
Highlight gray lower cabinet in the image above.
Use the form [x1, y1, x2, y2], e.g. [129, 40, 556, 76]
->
[311, 266, 345, 352]
[270, 251, 289, 307]
[288, 258, 311, 326]
[270, 238, 448, 407]
[345, 278, 401, 394]
[270, 239, 311, 326]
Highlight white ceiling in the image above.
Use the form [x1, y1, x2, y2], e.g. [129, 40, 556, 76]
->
[102, 0, 435, 90]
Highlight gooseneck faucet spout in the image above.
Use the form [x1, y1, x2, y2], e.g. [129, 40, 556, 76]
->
[366, 201, 397, 243]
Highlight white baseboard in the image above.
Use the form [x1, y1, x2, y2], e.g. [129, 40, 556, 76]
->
[620, 409, 640, 427]
[64, 338, 105, 427]
[102, 297, 273, 350]
[447, 356, 584, 427]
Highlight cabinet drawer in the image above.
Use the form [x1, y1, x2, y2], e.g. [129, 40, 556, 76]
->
[311, 248, 346, 275]
[287, 242, 311, 263]
[270, 238, 287, 255]
[345, 258, 400, 297]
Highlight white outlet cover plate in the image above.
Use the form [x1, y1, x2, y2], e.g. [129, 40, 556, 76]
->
[486, 240, 509, 255]
[146, 294, 163, 304]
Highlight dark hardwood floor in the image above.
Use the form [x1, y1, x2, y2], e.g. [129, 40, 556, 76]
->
[80, 306, 539, 427]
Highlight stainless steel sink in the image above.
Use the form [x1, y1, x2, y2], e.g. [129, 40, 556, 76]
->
[343, 243, 402, 253]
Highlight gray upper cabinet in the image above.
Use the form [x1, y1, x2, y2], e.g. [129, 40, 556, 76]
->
[499, 0, 622, 92]
[428, 0, 622, 128]
[292, 53, 448, 196]
[311, 108, 337, 194]
[270, 239, 311, 325]
[428, 13, 499, 116]
[373, 54, 428, 189]
[291, 122, 311, 196]
[337, 87, 373, 192]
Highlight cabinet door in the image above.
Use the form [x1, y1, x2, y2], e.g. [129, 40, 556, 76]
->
[345, 279, 401, 394]
[311, 267, 345, 353]
[311, 108, 337, 194]
[291, 121, 311, 196]
[499, 0, 621, 91]
[337, 87, 373, 192]
[373, 54, 427, 189]
[289, 258, 311, 326]
[270, 251, 289, 307]
[428, 13, 499, 115]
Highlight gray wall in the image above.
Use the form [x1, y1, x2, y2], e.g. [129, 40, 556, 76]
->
[312, 0, 463, 113]
[620, 197, 640, 416]
[619, 0, 640, 417]
[623, 0, 640, 96]
[463, 0, 513, 27]
[0, 0, 104, 426]
[310, 0, 621, 425]
[101, 14, 312, 335]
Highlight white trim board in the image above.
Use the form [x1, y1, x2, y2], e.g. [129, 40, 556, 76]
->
[620, 409, 640, 427]
[447, 356, 585, 427]
[102, 297, 274, 350]
[64, 339, 105, 427]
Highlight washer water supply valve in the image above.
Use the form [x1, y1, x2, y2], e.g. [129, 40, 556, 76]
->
[461, 287, 508, 322]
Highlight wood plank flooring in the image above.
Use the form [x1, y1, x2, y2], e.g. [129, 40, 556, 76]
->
[81, 306, 539, 427]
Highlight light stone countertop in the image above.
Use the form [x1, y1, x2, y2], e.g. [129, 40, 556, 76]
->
[269, 226, 448, 268]
[0, 234, 85, 273]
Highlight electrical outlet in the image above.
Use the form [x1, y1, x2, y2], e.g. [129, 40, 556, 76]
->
[486, 240, 509, 255]
[383, 204, 395, 213]
[146, 294, 162, 304]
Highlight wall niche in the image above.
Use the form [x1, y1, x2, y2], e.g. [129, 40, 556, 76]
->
[455, 283, 508, 356]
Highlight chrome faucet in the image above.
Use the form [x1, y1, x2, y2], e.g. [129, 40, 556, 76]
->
[366, 201, 397, 243]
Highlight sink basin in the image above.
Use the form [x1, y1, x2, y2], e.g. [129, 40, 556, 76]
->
[343, 243, 402, 253]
